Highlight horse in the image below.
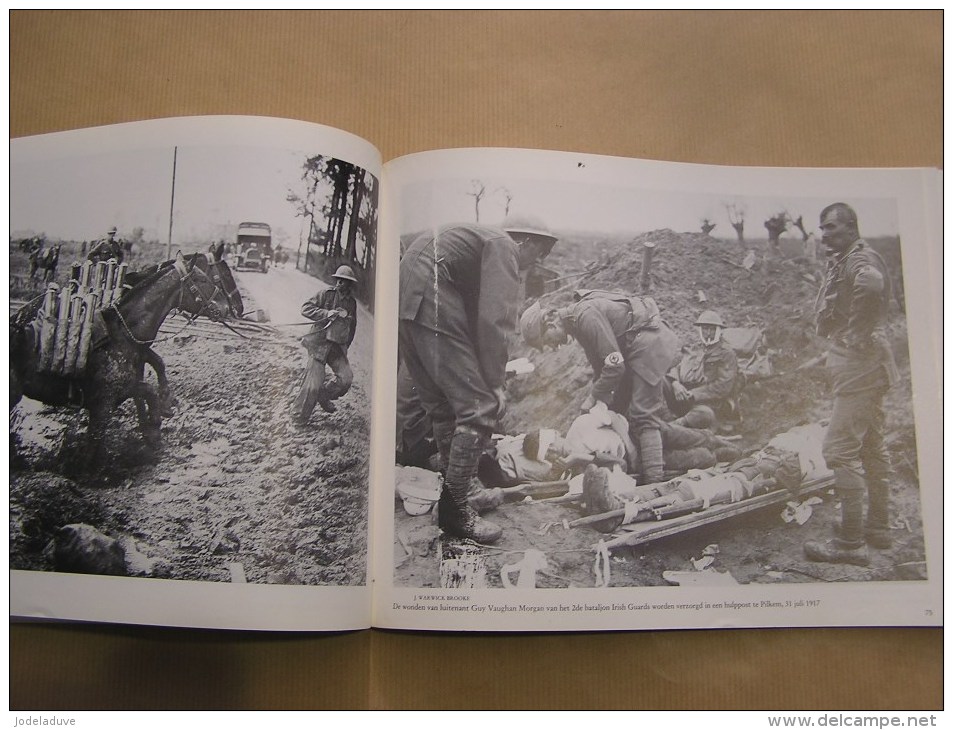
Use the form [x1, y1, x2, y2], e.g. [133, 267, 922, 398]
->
[10, 252, 232, 469]
[134, 250, 243, 416]
[38, 244, 61, 283]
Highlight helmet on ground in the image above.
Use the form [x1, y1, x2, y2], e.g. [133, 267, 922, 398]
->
[520, 302, 546, 350]
[107, 226, 118, 235]
[694, 310, 726, 328]
[332, 265, 358, 282]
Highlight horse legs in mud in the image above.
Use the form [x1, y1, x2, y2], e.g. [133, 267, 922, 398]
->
[142, 347, 175, 417]
[133, 381, 163, 449]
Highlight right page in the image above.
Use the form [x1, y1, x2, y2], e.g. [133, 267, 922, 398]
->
[371, 147, 941, 632]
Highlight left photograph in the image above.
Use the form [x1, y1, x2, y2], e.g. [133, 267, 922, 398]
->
[10, 126, 378, 588]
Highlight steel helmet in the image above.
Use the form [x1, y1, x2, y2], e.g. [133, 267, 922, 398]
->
[694, 310, 726, 328]
[502, 214, 557, 244]
[519, 302, 546, 350]
[107, 226, 118, 235]
[695, 310, 725, 345]
[332, 265, 358, 282]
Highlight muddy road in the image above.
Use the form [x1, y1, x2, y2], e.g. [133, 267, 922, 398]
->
[10, 266, 373, 586]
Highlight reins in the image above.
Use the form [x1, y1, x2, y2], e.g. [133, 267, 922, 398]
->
[109, 257, 226, 346]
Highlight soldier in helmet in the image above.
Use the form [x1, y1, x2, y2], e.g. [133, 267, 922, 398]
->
[665, 310, 742, 432]
[520, 290, 680, 486]
[292, 265, 359, 424]
[87, 226, 125, 265]
[399, 216, 557, 544]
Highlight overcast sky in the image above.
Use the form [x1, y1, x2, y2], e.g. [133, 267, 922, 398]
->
[11, 144, 316, 247]
[399, 175, 900, 241]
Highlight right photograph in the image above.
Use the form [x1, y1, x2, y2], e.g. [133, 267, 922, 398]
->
[392, 173, 926, 591]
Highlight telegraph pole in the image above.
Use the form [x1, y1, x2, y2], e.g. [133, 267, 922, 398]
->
[166, 146, 178, 260]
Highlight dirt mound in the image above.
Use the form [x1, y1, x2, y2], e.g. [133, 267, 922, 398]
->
[505, 229, 912, 452]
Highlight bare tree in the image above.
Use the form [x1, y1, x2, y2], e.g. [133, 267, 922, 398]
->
[498, 187, 513, 218]
[791, 214, 810, 242]
[764, 212, 788, 248]
[725, 203, 746, 244]
[467, 179, 487, 222]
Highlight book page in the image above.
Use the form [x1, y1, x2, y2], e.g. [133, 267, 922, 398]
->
[372, 147, 941, 631]
[9, 116, 381, 630]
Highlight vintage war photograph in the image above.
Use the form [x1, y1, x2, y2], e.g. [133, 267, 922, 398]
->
[9, 120, 378, 604]
[388, 158, 935, 605]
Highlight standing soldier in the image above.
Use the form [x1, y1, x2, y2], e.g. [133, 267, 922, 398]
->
[87, 226, 124, 265]
[292, 265, 359, 424]
[399, 217, 557, 543]
[804, 202, 899, 566]
[520, 289, 679, 486]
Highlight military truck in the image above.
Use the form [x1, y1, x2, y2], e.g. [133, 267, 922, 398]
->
[235, 222, 272, 273]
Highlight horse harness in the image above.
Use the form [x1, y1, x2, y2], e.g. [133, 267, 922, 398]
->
[110, 256, 226, 346]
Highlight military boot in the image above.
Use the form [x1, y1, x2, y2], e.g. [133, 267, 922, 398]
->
[865, 475, 892, 549]
[804, 486, 868, 566]
[439, 429, 502, 544]
[430, 420, 455, 476]
[638, 429, 666, 485]
[804, 538, 870, 567]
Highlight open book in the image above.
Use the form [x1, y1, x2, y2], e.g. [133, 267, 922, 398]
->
[9, 116, 942, 632]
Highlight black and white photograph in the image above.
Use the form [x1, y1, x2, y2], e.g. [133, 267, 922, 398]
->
[10, 118, 379, 627]
[386, 149, 940, 615]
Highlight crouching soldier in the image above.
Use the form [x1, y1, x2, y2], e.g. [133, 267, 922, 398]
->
[292, 265, 358, 424]
[520, 290, 680, 485]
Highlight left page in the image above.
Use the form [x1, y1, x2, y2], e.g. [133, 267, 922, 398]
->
[9, 116, 380, 630]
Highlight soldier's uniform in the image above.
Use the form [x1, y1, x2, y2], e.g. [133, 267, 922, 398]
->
[88, 231, 125, 265]
[665, 337, 741, 428]
[399, 221, 552, 543]
[292, 280, 357, 422]
[556, 291, 679, 484]
[399, 223, 520, 446]
[807, 238, 899, 564]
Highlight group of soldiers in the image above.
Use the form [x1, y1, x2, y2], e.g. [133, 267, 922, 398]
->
[393, 202, 899, 569]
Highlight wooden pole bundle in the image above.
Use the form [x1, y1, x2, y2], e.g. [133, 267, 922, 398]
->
[51, 286, 72, 372]
[37, 284, 60, 372]
[74, 292, 98, 374]
[62, 294, 86, 376]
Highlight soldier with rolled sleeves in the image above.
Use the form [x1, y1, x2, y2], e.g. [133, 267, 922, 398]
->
[521, 289, 680, 486]
[803, 202, 900, 566]
[399, 217, 557, 543]
[292, 265, 359, 424]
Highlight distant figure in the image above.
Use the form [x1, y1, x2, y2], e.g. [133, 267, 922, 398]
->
[700, 219, 716, 236]
[87, 226, 124, 265]
[27, 238, 43, 280]
[40, 244, 61, 283]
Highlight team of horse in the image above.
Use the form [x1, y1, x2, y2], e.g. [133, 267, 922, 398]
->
[10, 250, 244, 470]
[28, 244, 61, 283]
